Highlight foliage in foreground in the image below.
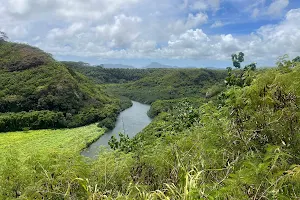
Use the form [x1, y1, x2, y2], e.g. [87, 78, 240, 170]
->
[0, 124, 105, 199]
[105, 59, 300, 199]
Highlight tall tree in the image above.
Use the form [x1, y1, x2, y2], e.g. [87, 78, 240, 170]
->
[292, 56, 300, 63]
[226, 52, 256, 87]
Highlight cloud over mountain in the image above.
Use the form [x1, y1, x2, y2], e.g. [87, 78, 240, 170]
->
[1, 0, 299, 67]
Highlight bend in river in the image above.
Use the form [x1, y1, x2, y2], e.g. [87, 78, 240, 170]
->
[81, 101, 152, 158]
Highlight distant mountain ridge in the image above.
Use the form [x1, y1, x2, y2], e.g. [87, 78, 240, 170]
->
[103, 64, 135, 69]
[100, 62, 197, 69]
[144, 62, 179, 69]
[73, 62, 219, 69]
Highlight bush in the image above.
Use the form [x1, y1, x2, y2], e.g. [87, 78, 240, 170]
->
[0, 111, 66, 132]
[97, 116, 117, 130]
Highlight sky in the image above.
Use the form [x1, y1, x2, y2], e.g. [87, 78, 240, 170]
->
[1, 0, 300, 68]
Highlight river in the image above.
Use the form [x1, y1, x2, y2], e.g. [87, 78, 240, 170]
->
[81, 101, 152, 158]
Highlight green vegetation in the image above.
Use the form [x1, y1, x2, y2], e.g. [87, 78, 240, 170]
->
[105, 58, 300, 199]
[65, 61, 226, 104]
[147, 97, 205, 118]
[0, 42, 123, 132]
[0, 124, 104, 156]
[2, 43, 300, 199]
[63, 61, 151, 84]
[225, 52, 257, 87]
[0, 124, 105, 199]
[107, 68, 227, 104]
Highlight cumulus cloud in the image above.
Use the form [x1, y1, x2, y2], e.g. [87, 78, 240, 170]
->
[47, 23, 85, 40]
[3, 0, 140, 20]
[168, 13, 208, 34]
[94, 15, 142, 48]
[1, 0, 299, 66]
[158, 8, 300, 61]
[248, 0, 289, 18]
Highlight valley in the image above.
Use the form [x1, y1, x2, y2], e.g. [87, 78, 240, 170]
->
[1, 41, 300, 199]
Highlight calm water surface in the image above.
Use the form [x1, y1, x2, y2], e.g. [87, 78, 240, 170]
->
[81, 101, 152, 158]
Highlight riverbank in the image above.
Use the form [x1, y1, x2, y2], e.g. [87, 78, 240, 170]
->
[81, 101, 152, 158]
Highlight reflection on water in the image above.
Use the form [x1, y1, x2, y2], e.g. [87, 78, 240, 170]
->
[81, 101, 152, 158]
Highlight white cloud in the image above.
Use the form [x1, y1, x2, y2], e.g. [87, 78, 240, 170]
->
[47, 23, 84, 40]
[3, 0, 140, 21]
[211, 21, 224, 28]
[8, 0, 30, 15]
[156, 8, 300, 61]
[168, 13, 208, 35]
[1, 0, 300, 66]
[157, 30, 240, 60]
[10, 25, 29, 38]
[249, 0, 289, 18]
[131, 40, 157, 52]
[186, 13, 208, 27]
[267, 0, 289, 16]
[190, 0, 220, 11]
[95, 15, 142, 48]
[56, 0, 140, 22]
[252, 8, 260, 18]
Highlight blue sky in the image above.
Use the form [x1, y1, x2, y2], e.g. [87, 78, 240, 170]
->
[1, 0, 300, 68]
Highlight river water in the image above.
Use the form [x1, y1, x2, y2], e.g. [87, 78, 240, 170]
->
[81, 101, 152, 158]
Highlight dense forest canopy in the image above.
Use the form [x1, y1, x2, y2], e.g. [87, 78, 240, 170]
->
[63, 61, 152, 84]
[106, 68, 227, 104]
[67, 61, 227, 104]
[0, 42, 124, 132]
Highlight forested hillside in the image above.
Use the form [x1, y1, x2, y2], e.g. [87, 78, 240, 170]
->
[63, 61, 151, 84]
[66, 61, 227, 104]
[107, 68, 227, 103]
[0, 42, 122, 132]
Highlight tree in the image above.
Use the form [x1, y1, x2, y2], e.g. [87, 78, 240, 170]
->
[226, 52, 256, 87]
[0, 31, 8, 41]
[292, 56, 300, 63]
[276, 54, 295, 72]
[231, 52, 244, 68]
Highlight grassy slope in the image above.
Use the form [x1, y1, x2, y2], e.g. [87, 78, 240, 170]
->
[0, 124, 105, 199]
[0, 124, 104, 156]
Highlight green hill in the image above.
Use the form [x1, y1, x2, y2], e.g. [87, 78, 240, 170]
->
[107, 68, 227, 103]
[0, 42, 121, 132]
[66, 61, 227, 104]
[62, 61, 151, 84]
